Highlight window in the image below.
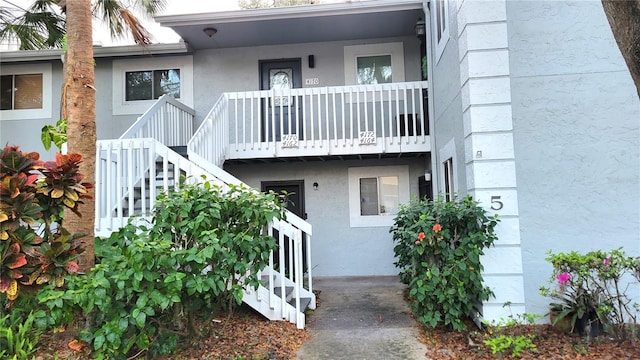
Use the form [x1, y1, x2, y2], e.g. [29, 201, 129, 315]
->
[356, 55, 392, 85]
[125, 69, 180, 101]
[1, 74, 43, 110]
[348, 166, 410, 227]
[0, 64, 52, 121]
[432, 0, 450, 63]
[113, 56, 193, 115]
[443, 158, 454, 201]
[359, 176, 399, 215]
[344, 43, 405, 85]
[438, 138, 457, 201]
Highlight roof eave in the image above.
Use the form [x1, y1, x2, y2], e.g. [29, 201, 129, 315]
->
[156, 0, 425, 27]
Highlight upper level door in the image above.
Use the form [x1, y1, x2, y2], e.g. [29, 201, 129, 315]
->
[259, 59, 302, 142]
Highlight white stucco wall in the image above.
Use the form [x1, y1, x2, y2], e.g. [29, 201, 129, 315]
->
[507, 0, 640, 315]
[225, 158, 427, 277]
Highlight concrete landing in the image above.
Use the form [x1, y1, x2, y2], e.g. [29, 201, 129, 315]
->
[296, 276, 427, 360]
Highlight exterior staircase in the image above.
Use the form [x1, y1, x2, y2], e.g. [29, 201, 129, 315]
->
[95, 95, 315, 329]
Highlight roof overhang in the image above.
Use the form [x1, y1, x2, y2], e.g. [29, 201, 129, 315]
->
[155, 0, 426, 50]
[0, 42, 190, 63]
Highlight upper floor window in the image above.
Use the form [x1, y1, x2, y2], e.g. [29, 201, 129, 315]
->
[356, 55, 392, 85]
[125, 69, 180, 101]
[1, 74, 43, 110]
[113, 56, 193, 116]
[432, 0, 450, 63]
[344, 42, 405, 86]
[0, 64, 52, 121]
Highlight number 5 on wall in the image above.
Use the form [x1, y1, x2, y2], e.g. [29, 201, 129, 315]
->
[491, 195, 503, 211]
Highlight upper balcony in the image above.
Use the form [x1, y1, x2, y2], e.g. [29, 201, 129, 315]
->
[188, 80, 429, 166]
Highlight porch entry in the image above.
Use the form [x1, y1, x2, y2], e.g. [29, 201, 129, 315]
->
[261, 180, 308, 272]
[259, 59, 303, 142]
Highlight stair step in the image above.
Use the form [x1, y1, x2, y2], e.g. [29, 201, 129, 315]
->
[274, 286, 294, 301]
[288, 297, 312, 312]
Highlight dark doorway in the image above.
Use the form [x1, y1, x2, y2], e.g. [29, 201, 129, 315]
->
[262, 180, 308, 274]
[259, 59, 303, 142]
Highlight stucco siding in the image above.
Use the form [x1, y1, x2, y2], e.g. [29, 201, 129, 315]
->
[507, 0, 640, 315]
[225, 158, 427, 277]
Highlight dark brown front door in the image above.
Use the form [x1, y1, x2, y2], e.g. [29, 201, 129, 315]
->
[262, 180, 307, 273]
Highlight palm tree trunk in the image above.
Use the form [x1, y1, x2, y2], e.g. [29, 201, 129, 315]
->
[64, 0, 96, 272]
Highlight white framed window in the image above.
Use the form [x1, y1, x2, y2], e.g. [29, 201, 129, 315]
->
[432, 0, 450, 63]
[344, 42, 405, 85]
[112, 56, 193, 115]
[348, 165, 410, 227]
[438, 138, 458, 201]
[0, 64, 52, 121]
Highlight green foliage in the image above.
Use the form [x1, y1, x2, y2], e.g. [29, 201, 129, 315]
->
[483, 334, 536, 358]
[0, 146, 90, 301]
[40, 119, 67, 152]
[37, 180, 283, 359]
[0, 310, 40, 360]
[540, 248, 639, 340]
[391, 195, 499, 331]
[482, 312, 539, 358]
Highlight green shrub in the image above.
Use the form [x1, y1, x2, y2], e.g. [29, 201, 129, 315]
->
[391, 195, 498, 331]
[37, 180, 283, 359]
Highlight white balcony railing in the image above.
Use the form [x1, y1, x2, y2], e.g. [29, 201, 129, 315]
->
[189, 81, 429, 163]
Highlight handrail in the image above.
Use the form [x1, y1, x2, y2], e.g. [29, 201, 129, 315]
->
[95, 137, 314, 328]
[120, 95, 196, 146]
[189, 81, 430, 162]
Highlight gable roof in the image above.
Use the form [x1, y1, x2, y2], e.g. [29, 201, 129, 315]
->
[155, 0, 425, 50]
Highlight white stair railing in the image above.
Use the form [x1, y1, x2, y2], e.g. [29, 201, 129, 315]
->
[95, 137, 315, 328]
[120, 94, 195, 145]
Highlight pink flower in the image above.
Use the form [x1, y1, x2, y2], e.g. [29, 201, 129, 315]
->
[603, 257, 610, 266]
[557, 272, 571, 285]
[432, 224, 442, 233]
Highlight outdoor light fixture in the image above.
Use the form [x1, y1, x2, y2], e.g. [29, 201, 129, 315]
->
[414, 18, 425, 38]
[313, 182, 319, 191]
[203, 28, 217, 37]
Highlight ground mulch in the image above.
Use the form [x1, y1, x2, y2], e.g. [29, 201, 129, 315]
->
[419, 320, 640, 360]
[35, 301, 639, 359]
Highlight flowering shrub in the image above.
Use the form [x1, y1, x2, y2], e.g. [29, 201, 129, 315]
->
[391, 195, 499, 331]
[540, 248, 640, 340]
[0, 146, 91, 301]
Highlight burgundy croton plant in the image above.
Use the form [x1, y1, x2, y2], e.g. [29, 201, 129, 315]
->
[0, 145, 92, 301]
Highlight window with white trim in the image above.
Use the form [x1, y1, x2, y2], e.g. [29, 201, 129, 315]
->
[443, 157, 454, 201]
[112, 56, 193, 115]
[432, 0, 450, 63]
[344, 42, 405, 85]
[348, 165, 410, 227]
[438, 138, 457, 201]
[125, 69, 180, 101]
[0, 64, 52, 121]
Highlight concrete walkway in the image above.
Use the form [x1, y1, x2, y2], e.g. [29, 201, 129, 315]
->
[296, 276, 428, 360]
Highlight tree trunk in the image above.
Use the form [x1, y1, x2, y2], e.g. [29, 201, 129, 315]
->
[601, 0, 640, 98]
[64, 0, 96, 272]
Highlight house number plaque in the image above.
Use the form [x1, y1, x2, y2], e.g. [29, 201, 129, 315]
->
[281, 134, 299, 148]
[359, 131, 376, 145]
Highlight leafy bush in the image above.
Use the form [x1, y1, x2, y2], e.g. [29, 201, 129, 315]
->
[0, 146, 90, 301]
[0, 302, 41, 360]
[37, 180, 284, 359]
[391, 195, 499, 330]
